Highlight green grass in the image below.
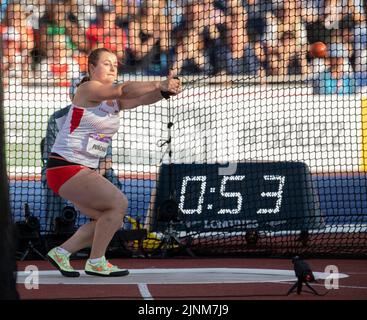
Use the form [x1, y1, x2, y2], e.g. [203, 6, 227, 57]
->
[6, 134, 44, 168]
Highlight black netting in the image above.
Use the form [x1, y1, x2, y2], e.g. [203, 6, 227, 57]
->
[1, 0, 367, 259]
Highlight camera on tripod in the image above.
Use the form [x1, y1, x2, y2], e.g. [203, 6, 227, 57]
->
[16, 203, 41, 240]
[15, 203, 45, 260]
[287, 256, 321, 296]
[54, 206, 77, 235]
[152, 199, 194, 258]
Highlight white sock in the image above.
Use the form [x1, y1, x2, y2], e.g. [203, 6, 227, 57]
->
[56, 247, 70, 255]
[88, 257, 103, 265]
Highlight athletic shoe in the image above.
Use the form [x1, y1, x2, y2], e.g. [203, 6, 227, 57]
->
[46, 247, 80, 277]
[85, 256, 129, 277]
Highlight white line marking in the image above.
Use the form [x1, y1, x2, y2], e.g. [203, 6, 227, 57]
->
[15, 268, 349, 286]
[16, 268, 349, 278]
[279, 281, 367, 290]
[138, 283, 154, 300]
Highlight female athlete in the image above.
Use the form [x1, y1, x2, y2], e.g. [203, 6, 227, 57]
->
[46, 47, 182, 277]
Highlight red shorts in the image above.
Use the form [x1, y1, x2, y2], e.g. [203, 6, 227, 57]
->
[46, 165, 86, 195]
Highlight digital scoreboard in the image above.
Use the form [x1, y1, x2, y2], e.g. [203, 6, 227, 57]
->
[153, 162, 324, 233]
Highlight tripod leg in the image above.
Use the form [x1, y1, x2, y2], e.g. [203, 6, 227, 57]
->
[31, 246, 47, 260]
[305, 282, 320, 296]
[286, 282, 299, 295]
[152, 235, 169, 258]
[20, 248, 30, 261]
[28, 241, 47, 260]
[161, 237, 169, 258]
[171, 235, 195, 257]
[297, 281, 303, 295]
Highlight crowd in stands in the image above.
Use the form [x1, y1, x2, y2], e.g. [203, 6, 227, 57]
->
[1, 0, 367, 93]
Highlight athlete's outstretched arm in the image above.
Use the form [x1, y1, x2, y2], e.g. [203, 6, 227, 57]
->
[119, 90, 165, 109]
[76, 77, 182, 107]
[120, 81, 161, 99]
[75, 80, 161, 104]
[121, 77, 182, 100]
[119, 77, 182, 109]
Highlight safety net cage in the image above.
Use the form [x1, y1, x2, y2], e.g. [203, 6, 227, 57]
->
[1, 0, 367, 258]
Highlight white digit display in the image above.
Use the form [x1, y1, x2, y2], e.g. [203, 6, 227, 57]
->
[218, 175, 246, 214]
[257, 175, 286, 214]
[179, 176, 207, 214]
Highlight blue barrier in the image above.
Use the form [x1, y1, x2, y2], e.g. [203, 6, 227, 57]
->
[9, 173, 367, 230]
[9, 178, 155, 231]
[313, 173, 367, 224]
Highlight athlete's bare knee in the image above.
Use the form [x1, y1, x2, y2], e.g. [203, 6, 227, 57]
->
[113, 193, 128, 215]
[100, 211, 121, 226]
[110, 195, 127, 228]
[120, 194, 128, 213]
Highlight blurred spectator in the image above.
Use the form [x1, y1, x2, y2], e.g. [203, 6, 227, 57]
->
[343, 0, 367, 74]
[86, 3, 127, 65]
[268, 31, 299, 76]
[300, 0, 331, 44]
[347, 3, 367, 88]
[69, 0, 97, 29]
[39, 0, 90, 73]
[354, 12, 367, 87]
[126, 0, 170, 75]
[1, 25, 18, 85]
[354, 28, 367, 73]
[324, 0, 365, 31]
[245, 0, 270, 41]
[3, 0, 364, 85]
[1, 0, 8, 22]
[265, 0, 309, 76]
[168, 0, 185, 31]
[221, 0, 265, 78]
[313, 42, 356, 94]
[114, 0, 130, 26]
[244, 0, 272, 69]
[226, 0, 250, 63]
[171, 0, 222, 75]
[23, 1, 47, 66]
[324, 1, 366, 56]
[115, 0, 142, 29]
[1, 2, 34, 82]
[214, 0, 264, 77]
[39, 33, 80, 85]
[323, 0, 366, 61]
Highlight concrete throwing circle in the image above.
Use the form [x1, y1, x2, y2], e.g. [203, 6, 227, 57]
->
[16, 268, 349, 285]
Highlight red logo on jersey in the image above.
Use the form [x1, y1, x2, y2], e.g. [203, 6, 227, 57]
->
[70, 107, 84, 134]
